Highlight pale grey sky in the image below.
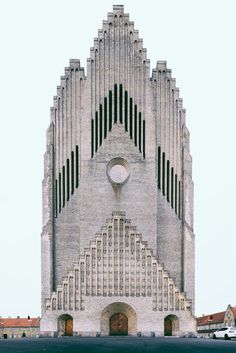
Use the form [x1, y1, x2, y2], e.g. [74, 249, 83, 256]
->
[0, 0, 236, 318]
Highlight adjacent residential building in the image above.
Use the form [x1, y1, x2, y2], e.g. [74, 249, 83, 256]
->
[0, 317, 40, 339]
[40, 5, 196, 337]
[197, 305, 236, 337]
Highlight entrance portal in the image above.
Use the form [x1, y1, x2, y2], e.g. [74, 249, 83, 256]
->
[101, 302, 137, 336]
[110, 313, 128, 336]
[65, 318, 73, 336]
[164, 315, 179, 336]
[164, 318, 172, 336]
[58, 314, 73, 336]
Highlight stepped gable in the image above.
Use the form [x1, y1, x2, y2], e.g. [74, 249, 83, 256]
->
[46, 212, 192, 312]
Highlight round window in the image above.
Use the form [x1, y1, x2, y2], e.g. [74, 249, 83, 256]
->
[107, 157, 130, 185]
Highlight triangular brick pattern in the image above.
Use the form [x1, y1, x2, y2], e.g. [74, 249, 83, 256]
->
[45, 212, 192, 313]
[91, 84, 145, 159]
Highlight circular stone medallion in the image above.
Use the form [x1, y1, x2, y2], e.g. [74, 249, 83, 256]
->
[107, 157, 130, 185]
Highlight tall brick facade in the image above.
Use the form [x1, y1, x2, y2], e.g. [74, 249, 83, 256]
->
[40, 5, 196, 336]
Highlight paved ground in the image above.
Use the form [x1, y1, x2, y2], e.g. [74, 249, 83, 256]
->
[0, 337, 236, 353]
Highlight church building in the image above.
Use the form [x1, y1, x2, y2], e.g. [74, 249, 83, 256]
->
[40, 5, 196, 337]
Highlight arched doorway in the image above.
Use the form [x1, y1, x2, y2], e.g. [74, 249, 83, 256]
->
[110, 313, 128, 336]
[101, 302, 137, 336]
[164, 315, 179, 336]
[58, 314, 73, 336]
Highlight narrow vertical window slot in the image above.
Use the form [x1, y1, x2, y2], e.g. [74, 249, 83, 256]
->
[125, 91, 128, 131]
[134, 105, 137, 146]
[175, 174, 178, 214]
[157, 146, 161, 189]
[104, 97, 107, 138]
[71, 151, 74, 195]
[95, 112, 98, 152]
[139, 112, 142, 152]
[99, 104, 102, 146]
[66, 159, 70, 201]
[171, 167, 174, 208]
[76, 145, 79, 188]
[114, 84, 117, 123]
[129, 97, 133, 139]
[178, 181, 181, 219]
[59, 173, 61, 212]
[143, 120, 146, 159]
[62, 166, 65, 207]
[91, 119, 94, 158]
[162, 152, 165, 195]
[167, 160, 170, 202]
[119, 84, 123, 123]
[109, 90, 112, 131]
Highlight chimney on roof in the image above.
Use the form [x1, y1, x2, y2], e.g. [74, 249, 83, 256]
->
[17, 316, 20, 319]
[28, 316, 30, 320]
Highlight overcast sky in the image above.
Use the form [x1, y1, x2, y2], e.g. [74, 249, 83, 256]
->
[0, 0, 236, 318]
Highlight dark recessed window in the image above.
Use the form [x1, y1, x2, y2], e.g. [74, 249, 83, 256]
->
[95, 111, 98, 151]
[119, 84, 123, 123]
[125, 91, 128, 131]
[66, 159, 70, 201]
[175, 174, 177, 214]
[134, 105, 137, 146]
[71, 151, 74, 194]
[99, 104, 103, 146]
[62, 166, 65, 207]
[162, 153, 165, 195]
[109, 90, 112, 131]
[178, 181, 181, 219]
[59, 173, 61, 212]
[104, 97, 107, 138]
[171, 167, 174, 208]
[114, 84, 117, 123]
[158, 147, 161, 189]
[167, 160, 170, 202]
[76, 145, 79, 188]
[129, 97, 133, 139]
[91, 119, 94, 158]
[139, 112, 142, 152]
[143, 120, 146, 159]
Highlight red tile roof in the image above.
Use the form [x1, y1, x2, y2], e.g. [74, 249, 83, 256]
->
[197, 311, 225, 326]
[197, 306, 236, 326]
[0, 318, 40, 328]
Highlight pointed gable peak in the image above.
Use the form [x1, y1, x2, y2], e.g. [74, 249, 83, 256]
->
[112, 4, 124, 14]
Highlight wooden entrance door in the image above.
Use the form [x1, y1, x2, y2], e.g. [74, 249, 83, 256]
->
[110, 313, 128, 336]
[164, 318, 172, 336]
[65, 318, 73, 336]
